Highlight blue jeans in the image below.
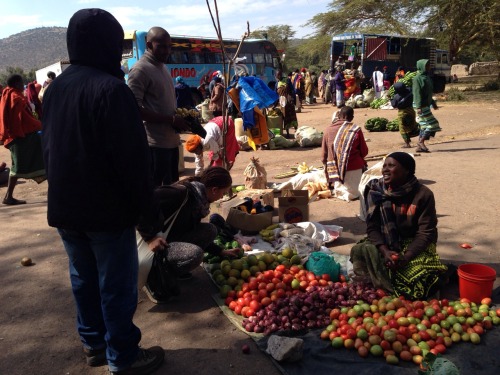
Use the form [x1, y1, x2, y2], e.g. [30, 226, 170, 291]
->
[58, 227, 141, 372]
[150, 146, 179, 186]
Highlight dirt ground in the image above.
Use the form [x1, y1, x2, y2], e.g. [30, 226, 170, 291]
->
[1, 91, 500, 375]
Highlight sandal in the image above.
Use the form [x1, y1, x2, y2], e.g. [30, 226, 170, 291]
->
[2, 197, 27, 205]
[415, 146, 430, 153]
[402, 144, 412, 148]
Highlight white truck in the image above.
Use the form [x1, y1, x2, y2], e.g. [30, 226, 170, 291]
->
[35, 61, 70, 85]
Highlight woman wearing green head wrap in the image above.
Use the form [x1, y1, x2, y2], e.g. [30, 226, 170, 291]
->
[350, 152, 449, 300]
[413, 59, 442, 153]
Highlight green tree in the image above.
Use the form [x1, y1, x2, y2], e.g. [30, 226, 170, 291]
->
[0, 67, 36, 86]
[249, 25, 296, 71]
[307, 0, 500, 62]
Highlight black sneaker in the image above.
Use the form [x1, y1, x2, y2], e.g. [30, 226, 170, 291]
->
[83, 346, 106, 367]
[110, 346, 164, 375]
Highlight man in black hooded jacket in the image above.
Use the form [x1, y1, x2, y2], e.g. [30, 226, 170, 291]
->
[42, 8, 164, 374]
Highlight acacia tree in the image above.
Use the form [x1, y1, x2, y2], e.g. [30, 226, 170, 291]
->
[307, 0, 500, 61]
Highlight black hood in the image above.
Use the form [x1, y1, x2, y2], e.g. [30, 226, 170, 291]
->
[67, 8, 124, 79]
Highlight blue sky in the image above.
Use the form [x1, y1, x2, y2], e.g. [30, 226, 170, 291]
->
[0, 0, 331, 40]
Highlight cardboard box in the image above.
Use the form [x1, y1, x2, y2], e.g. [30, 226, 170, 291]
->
[210, 189, 274, 219]
[226, 208, 273, 234]
[278, 190, 309, 223]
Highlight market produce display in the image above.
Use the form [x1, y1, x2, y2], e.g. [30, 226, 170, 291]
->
[364, 117, 389, 132]
[322, 295, 499, 367]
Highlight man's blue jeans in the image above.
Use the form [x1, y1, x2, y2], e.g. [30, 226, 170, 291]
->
[58, 227, 141, 371]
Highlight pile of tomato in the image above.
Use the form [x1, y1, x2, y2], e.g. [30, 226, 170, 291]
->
[224, 265, 337, 318]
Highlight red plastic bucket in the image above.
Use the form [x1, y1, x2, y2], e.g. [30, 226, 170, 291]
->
[457, 264, 496, 303]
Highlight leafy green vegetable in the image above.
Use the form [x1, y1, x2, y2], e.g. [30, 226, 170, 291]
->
[364, 117, 389, 132]
[386, 119, 400, 131]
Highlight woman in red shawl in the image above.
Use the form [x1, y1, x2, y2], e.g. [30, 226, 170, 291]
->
[0, 74, 45, 205]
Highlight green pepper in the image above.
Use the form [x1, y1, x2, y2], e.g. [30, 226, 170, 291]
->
[231, 240, 239, 249]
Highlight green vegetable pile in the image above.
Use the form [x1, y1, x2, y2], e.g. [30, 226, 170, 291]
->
[203, 237, 244, 264]
[369, 97, 389, 109]
[364, 117, 389, 132]
[386, 119, 400, 132]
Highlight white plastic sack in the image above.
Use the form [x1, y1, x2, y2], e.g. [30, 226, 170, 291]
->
[294, 126, 323, 147]
[137, 231, 154, 290]
[357, 160, 383, 221]
[363, 88, 375, 103]
[275, 169, 327, 191]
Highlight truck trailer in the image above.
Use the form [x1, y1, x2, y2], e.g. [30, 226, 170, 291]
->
[330, 33, 451, 93]
[35, 61, 70, 85]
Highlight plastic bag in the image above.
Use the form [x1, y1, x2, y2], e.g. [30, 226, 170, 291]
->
[294, 126, 323, 147]
[243, 157, 267, 189]
[305, 251, 340, 281]
[358, 160, 383, 221]
[363, 88, 375, 103]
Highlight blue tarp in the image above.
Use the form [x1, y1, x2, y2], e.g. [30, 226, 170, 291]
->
[236, 76, 278, 130]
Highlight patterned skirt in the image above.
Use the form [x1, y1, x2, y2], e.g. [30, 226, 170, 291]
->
[416, 106, 441, 140]
[350, 238, 447, 300]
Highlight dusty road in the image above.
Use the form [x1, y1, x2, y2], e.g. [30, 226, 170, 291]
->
[1, 93, 499, 374]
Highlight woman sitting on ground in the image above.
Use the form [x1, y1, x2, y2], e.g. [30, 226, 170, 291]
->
[321, 106, 368, 201]
[137, 166, 237, 303]
[350, 152, 448, 300]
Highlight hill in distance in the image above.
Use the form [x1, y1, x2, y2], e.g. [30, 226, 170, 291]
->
[0, 27, 68, 75]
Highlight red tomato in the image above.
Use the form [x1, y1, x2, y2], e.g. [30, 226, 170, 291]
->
[282, 274, 294, 284]
[266, 283, 275, 292]
[245, 307, 255, 318]
[260, 297, 271, 306]
[224, 296, 234, 306]
[257, 289, 267, 299]
[234, 304, 242, 315]
[229, 301, 237, 311]
[275, 288, 286, 298]
[434, 344, 446, 354]
[299, 280, 309, 289]
[249, 300, 261, 311]
[275, 265, 286, 273]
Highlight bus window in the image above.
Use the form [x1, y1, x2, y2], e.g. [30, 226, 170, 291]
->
[265, 53, 273, 64]
[241, 53, 253, 63]
[169, 51, 183, 64]
[189, 53, 204, 64]
[441, 54, 448, 64]
[253, 53, 265, 64]
[122, 39, 133, 58]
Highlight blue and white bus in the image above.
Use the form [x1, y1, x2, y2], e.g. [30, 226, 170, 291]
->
[121, 30, 282, 104]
